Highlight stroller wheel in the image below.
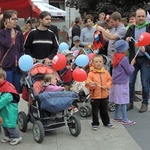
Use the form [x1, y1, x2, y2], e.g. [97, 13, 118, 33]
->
[86, 106, 92, 116]
[108, 102, 115, 112]
[79, 106, 88, 117]
[32, 121, 45, 143]
[68, 115, 81, 137]
[18, 111, 28, 132]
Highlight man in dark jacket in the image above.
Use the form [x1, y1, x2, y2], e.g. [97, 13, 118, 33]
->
[71, 17, 82, 48]
[125, 8, 150, 113]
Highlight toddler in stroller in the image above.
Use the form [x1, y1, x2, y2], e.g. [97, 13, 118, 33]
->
[18, 63, 81, 143]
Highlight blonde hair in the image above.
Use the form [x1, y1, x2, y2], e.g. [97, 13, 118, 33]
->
[0, 68, 7, 79]
[92, 54, 103, 62]
[43, 73, 55, 83]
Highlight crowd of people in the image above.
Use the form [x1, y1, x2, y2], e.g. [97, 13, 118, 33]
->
[0, 6, 150, 145]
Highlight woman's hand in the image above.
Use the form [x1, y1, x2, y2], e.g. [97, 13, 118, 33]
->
[4, 18, 14, 29]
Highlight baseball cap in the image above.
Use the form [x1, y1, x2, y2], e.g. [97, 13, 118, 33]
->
[73, 36, 80, 42]
[61, 50, 73, 56]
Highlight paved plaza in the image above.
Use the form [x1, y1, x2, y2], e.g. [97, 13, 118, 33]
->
[0, 95, 149, 150]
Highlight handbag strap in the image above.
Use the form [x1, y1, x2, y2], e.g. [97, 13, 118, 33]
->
[0, 31, 18, 67]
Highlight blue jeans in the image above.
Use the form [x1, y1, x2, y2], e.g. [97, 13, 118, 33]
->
[5, 67, 22, 93]
[129, 57, 150, 105]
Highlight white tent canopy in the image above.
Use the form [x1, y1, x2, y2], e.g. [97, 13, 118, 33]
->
[32, 0, 66, 16]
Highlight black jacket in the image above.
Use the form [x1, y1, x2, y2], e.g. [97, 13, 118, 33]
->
[124, 24, 150, 62]
[49, 25, 59, 41]
[71, 24, 81, 48]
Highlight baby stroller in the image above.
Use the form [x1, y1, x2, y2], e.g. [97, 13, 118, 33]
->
[18, 63, 81, 143]
[71, 81, 91, 117]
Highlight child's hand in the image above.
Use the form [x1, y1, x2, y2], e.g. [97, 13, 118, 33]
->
[66, 66, 71, 70]
[89, 82, 97, 87]
[0, 117, 2, 125]
[101, 86, 108, 90]
[131, 58, 136, 65]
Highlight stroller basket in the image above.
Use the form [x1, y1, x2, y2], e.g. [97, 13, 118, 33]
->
[38, 91, 77, 113]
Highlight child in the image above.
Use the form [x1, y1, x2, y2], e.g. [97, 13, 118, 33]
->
[59, 50, 73, 91]
[109, 39, 136, 125]
[0, 68, 22, 145]
[85, 55, 114, 130]
[42, 73, 64, 92]
[71, 36, 82, 57]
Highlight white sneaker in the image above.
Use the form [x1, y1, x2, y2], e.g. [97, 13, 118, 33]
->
[10, 137, 22, 145]
[1, 137, 12, 143]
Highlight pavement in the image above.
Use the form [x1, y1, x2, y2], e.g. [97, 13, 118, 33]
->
[0, 94, 149, 150]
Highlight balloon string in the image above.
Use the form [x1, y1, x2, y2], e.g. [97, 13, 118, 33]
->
[134, 47, 140, 59]
[87, 79, 110, 92]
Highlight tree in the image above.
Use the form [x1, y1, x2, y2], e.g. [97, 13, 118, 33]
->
[78, 0, 150, 22]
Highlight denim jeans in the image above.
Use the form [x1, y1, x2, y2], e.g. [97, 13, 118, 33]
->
[129, 57, 150, 105]
[5, 67, 22, 93]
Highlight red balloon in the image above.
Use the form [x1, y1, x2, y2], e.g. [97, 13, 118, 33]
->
[88, 53, 96, 61]
[72, 68, 87, 82]
[137, 32, 150, 46]
[52, 54, 67, 71]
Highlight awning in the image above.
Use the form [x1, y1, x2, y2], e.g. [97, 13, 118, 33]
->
[0, 0, 66, 18]
[0, 0, 40, 18]
[32, 0, 66, 16]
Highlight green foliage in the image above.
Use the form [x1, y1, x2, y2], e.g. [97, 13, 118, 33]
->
[78, 0, 150, 22]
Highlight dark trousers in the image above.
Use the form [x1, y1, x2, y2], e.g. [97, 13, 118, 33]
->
[2, 127, 20, 138]
[91, 98, 110, 126]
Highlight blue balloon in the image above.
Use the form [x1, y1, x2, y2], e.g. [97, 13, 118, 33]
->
[19, 55, 33, 71]
[75, 54, 89, 67]
[59, 42, 69, 52]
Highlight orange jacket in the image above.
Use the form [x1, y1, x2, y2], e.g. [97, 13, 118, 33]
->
[85, 66, 112, 99]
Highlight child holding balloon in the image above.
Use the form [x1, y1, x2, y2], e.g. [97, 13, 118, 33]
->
[85, 54, 114, 130]
[59, 50, 73, 91]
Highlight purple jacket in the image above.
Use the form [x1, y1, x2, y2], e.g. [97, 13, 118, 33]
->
[42, 83, 64, 92]
[0, 29, 24, 70]
[112, 56, 134, 84]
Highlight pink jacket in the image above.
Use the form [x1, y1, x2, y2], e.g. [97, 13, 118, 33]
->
[42, 83, 64, 92]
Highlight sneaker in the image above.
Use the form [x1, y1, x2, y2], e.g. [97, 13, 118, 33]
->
[9, 137, 22, 145]
[1, 137, 12, 143]
[139, 104, 148, 113]
[92, 125, 98, 131]
[104, 124, 114, 129]
[74, 108, 78, 113]
[113, 118, 122, 122]
[121, 120, 136, 125]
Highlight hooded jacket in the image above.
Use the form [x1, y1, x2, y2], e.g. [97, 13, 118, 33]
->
[85, 66, 112, 99]
[0, 80, 19, 128]
[124, 23, 150, 62]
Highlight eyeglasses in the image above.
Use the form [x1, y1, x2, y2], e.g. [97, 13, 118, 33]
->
[11, 18, 18, 21]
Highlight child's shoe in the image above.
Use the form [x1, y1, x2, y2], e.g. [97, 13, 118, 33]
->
[9, 137, 22, 145]
[92, 125, 98, 131]
[104, 123, 114, 129]
[121, 120, 136, 125]
[113, 118, 122, 122]
[1, 136, 12, 143]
